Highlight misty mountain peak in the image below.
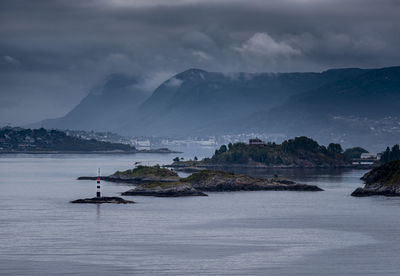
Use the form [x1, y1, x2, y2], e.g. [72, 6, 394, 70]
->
[38, 65, 400, 151]
[90, 73, 139, 96]
[104, 73, 139, 89]
[175, 68, 208, 80]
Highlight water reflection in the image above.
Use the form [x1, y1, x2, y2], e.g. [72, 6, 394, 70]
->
[96, 204, 101, 220]
[3, 154, 394, 276]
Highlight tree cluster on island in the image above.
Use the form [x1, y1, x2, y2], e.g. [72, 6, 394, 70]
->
[206, 136, 351, 167]
[380, 144, 400, 163]
[343, 147, 369, 159]
[113, 165, 178, 179]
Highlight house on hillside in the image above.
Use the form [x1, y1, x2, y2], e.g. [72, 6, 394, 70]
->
[249, 138, 266, 146]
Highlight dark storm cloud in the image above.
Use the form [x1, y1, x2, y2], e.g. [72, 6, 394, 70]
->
[0, 0, 399, 124]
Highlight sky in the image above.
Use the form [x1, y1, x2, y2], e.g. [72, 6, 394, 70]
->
[0, 0, 399, 125]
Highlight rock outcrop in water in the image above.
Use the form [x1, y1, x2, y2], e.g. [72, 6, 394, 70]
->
[70, 196, 135, 204]
[121, 169, 323, 197]
[78, 165, 180, 184]
[182, 170, 323, 192]
[122, 182, 207, 197]
[352, 160, 400, 197]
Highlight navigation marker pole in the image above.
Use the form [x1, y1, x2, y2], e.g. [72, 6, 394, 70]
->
[96, 168, 101, 198]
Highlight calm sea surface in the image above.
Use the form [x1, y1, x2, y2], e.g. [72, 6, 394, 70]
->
[1, 150, 400, 275]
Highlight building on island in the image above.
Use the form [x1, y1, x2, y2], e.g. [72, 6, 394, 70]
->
[249, 138, 266, 146]
[352, 153, 379, 165]
[360, 153, 379, 160]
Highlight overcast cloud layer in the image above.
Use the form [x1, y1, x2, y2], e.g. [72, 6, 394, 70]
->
[0, 0, 399, 125]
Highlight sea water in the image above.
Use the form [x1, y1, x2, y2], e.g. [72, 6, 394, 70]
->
[1, 151, 400, 275]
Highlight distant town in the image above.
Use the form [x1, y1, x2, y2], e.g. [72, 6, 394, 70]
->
[66, 129, 286, 150]
[0, 127, 389, 166]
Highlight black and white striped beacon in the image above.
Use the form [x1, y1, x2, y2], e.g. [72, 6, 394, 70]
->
[96, 168, 101, 198]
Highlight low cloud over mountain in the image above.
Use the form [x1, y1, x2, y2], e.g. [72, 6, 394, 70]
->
[1, 0, 399, 124]
[38, 65, 400, 151]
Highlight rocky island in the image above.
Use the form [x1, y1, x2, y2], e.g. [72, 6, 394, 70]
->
[121, 169, 323, 197]
[168, 136, 375, 171]
[70, 196, 134, 204]
[181, 170, 323, 192]
[78, 165, 180, 184]
[122, 182, 208, 197]
[352, 160, 400, 197]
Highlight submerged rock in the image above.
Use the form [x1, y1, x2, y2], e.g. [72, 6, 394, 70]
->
[352, 160, 400, 197]
[70, 196, 135, 204]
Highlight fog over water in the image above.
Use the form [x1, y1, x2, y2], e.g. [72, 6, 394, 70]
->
[1, 149, 400, 275]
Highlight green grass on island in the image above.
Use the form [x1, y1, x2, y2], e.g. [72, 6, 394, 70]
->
[139, 181, 186, 188]
[181, 170, 236, 182]
[113, 165, 179, 178]
[137, 170, 249, 188]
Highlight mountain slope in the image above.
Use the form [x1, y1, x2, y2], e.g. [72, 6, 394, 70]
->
[39, 74, 149, 132]
[119, 68, 365, 136]
[244, 66, 400, 150]
[36, 66, 400, 151]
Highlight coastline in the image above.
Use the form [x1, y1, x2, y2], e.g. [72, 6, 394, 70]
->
[351, 160, 400, 197]
[0, 149, 181, 154]
[166, 163, 376, 171]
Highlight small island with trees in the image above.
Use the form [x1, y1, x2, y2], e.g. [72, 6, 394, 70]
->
[74, 137, 400, 199]
[169, 136, 375, 170]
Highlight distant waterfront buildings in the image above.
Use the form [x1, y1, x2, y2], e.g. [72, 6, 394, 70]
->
[352, 152, 380, 165]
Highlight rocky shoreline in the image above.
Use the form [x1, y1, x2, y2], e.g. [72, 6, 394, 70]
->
[70, 196, 135, 204]
[122, 183, 208, 197]
[166, 162, 375, 172]
[183, 170, 323, 192]
[78, 166, 323, 198]
[78, 175, 179, 184]
[351, 186, 400, 197]
[120, 170, 323, 197]
[351, 160, 400, 197]
[78, 166, 180, 184]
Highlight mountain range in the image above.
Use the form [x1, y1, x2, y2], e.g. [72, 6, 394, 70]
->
[37, 66, 400, 151]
